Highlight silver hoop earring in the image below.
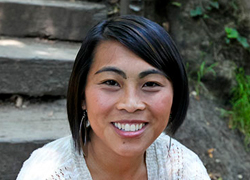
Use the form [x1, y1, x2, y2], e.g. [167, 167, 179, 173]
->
[79, 110, 89, 147]
[84, 111, 89, 146]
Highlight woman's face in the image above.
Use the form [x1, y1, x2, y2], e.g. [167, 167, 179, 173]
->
[83, 40, 173, 157]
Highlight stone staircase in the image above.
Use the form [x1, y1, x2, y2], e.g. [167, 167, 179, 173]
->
[0, 0, 106, 179]
[0, 0, 106, 96]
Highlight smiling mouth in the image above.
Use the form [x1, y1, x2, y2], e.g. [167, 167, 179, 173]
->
[112, 122, 146, 132]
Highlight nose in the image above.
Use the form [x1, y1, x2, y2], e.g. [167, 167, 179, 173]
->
[116, 88, 146, 113]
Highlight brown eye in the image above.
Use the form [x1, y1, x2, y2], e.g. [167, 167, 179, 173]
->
[103, 80, 120, 86]
[143, 82, 160, 87]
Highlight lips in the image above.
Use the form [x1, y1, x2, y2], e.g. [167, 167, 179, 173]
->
[113, 122, 146, 132]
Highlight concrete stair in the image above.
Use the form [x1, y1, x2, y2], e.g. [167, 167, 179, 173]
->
[0, 99, 70, 179]
[0, 0, 106, 41]
[0, 0, 107, 179]
[0, 36, 80, 96]
[0, 0, 106, 96]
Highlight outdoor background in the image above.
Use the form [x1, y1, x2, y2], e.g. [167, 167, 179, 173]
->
[0, 0, 249, 179]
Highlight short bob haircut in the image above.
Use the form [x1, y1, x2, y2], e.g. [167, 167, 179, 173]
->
[67, 15, 189, 151]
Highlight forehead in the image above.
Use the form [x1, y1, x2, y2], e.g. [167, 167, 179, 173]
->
[91, 40, 155, 71]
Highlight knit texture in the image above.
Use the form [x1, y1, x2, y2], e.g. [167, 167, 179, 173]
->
[17, 134, 210, 180]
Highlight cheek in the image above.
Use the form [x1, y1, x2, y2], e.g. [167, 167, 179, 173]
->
[85, 89, 117, 113]
[150, 92, 173, 117]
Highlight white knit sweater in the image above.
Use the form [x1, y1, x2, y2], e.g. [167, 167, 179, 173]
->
[17, 134, 210, 180]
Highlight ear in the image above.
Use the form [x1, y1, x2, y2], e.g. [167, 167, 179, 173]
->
[82, 100, 86, 110]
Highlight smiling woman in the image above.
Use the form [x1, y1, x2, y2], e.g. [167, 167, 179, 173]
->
[83, 40, 173, 160]
[17, 15, 211, 180]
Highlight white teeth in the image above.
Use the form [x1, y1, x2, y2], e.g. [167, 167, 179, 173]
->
[113, 123, 146, 132]
[136, 124, 139, 131]
[131, 124, 135, 131]
[118, 123, 121, 129]
[125, 124, 130, 131]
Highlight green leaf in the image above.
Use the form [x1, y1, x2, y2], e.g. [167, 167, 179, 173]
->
[206, 6, 212, 10]
[199, 61, 206, 78]
[230, 1, 238, 11]
[207, 63, 218, 77]
[190, 6, 203, 17]
[225, 27, 239, 39]
[208, 68, 216, 77]
[230, 67, 250, 148]
[210, 1, 219, 9]
[226, 38, 230, 44]
[172, 2, 182, 7]
[203, 14, 210, 19]
[237, 36, 250, 49]
[225, 27, 250, 49]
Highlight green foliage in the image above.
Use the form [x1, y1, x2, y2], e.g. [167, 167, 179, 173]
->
[225, 27, 250, 50]
[220, 68, 250, 148]
[203, 14, 210, 19]
[209, 1, 219, 9]
[230, 0, 238, 11]
[190, 6, 203, 17]
[225, 27, 238, 38]
[206, 6, 212, 11]
[237, 36, 250, 49]
[172, 2, 182, 7]
[230, 68, 250, 147]
[195, 61, 217, 96]
[190, 0, 219, 18]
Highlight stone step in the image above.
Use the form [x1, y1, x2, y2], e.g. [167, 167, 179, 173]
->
[0, 0, 106, 41]
[0, 99, 70, 143]
[0, 36, 81, 96]
[0, 99, 70, 180]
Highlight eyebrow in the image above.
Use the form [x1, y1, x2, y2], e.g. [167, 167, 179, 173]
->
[95, 67, 127, 79]
[95, 66, 167, 79]
[139, 69, 168, 79]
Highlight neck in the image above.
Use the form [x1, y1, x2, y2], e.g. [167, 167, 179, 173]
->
[84, 133, 147, 180]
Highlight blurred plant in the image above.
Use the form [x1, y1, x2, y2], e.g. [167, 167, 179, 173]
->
[225, 27, 250, 51]
[209, 1, 219, 9]
[190, 6, 203, 17]
[219, 68, 250, 148]
[171, 1, 182, 7]
[190, 0, 219, 18]
[230, 0, 238, 16]
[195, 60, 217, 96]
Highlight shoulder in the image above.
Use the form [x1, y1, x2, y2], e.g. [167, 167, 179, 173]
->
[17, 136, 74, 180]
[154, 133, 211, 179]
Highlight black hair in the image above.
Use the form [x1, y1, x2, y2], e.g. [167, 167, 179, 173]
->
[67, 15, 189, 151]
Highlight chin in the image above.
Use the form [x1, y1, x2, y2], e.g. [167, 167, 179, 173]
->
[113, 143, 148, 157]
